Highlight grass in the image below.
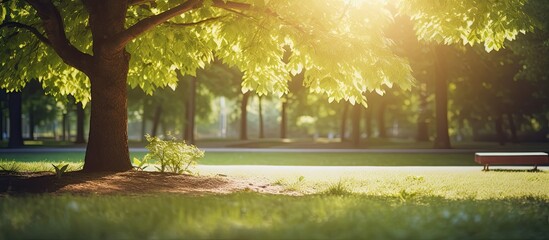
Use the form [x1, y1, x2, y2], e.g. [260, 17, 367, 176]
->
[0, 193, 548, 239]
[1, 150, 548, 239]
[0, 151, 477, 166]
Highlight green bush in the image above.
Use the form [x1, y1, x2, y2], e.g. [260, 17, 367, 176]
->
[142, 134, 204, 174]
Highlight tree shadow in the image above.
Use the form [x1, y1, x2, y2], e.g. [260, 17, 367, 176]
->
[0, 170, 115, 195]
[488, 168, 543, 173]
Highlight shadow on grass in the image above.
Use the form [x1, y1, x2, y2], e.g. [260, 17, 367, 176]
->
[488, 169, 544, 173]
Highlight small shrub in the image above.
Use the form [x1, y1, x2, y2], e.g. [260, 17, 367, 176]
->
[52, 164, 69, 179]
[143, 134, 204, 174]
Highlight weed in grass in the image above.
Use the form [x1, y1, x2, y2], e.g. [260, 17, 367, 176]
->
[52, 164, 69, 179]
[283, 176, 306, 192]
[132, 157, 148, 171]
[321, 180, 354, 196]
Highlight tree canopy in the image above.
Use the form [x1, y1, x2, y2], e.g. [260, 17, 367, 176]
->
[1, 0, 534, 105]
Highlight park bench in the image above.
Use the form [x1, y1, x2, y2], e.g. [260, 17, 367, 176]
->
[475, 152, 549, 171]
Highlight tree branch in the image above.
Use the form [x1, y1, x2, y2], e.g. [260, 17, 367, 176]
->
[164, 15, 227, 27]
[109, 0, 202, 52]
[0, 21, 51, 46]
[25, 0, 93, 75]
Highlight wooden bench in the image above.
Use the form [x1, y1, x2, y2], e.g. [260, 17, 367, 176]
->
[475, 152, 549, 171]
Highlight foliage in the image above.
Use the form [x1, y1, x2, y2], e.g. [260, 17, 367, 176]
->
[51, 163, 69, 179]
[143, 134, 204, 174]
[399, 0, 536, 52]
[1, 0, 535, 106]
[0, 194, 548, 239]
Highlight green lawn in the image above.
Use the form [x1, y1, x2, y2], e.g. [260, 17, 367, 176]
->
[1, 151, 548, 239]
[1, 193, 548, 239]
[0, 152, 476, 166]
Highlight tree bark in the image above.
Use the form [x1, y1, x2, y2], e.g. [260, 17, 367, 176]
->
[75, 102, 86, 143]
[239, 92, 251, 140]
[351, 104, 362, 147]
[258, 96, 264, 139]
[340, 103, 349, 142]
[8, 91, 24, 148]
[280, 99, 287, 139]
[83, 51, 132, 172]
[433, 45, 451, 149]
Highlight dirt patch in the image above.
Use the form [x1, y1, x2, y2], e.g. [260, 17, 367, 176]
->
[0, 170, 288, 195]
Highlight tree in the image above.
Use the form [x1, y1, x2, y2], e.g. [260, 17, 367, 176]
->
[1, 0, 534, 172]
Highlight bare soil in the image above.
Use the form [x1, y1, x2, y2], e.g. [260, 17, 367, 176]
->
[0, 170, 287, 195]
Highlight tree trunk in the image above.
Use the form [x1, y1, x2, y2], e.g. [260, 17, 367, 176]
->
[62, 113, 67, 141]
[75, 102, 86, 143]
[364, 106, 372, 139]
[494, 115, 507, 146]
[184, 76, 196, 144]
[240, 92, 251, 140]
[377, 102, 387, 138]
[351, 104, 362, 147]
[151, 105, 162, 137]
[258, 96, 264, 139]
[83, 52, 132, 172]
[140, 99, 147, 142]
[416, 90, 430, 142]
[29, 107, 35, 140]
[8, 91, 24, 148]
[280, 99, 287, 139]
[507, 113, 518, 143]
[433, 45, 451, 149]
[340, 103, 349, 142]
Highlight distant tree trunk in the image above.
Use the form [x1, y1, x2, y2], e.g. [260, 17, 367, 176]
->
[258, 96, 264, 139]
[62, 113, 67, 141]
[364, 106, 372, 139]
[433, 45, 451, 149]
[340, 103, 349, 142]
[494, 115, 507, 146]
[8, 92, 24, 148]
[351, 104, 362, 147]
[240, 92, 251, 140]
[416, 91, 430, 142]
[151, 105, 162, 137]
[507, 113, 518, 143]
[29, 107, 35, 140]
[0, 107, 3, 141]
[377, 102, 387, 138]
[280, 99, 287, 139]
[184, 76, 196, 144]
[67, 112, 71, 142]
[140, 101, 146, 142]
[75, 102, 86, 143]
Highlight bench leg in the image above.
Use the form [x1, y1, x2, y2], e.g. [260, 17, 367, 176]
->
[483, 164, 489, 171]
[533, 165, 538, 171]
